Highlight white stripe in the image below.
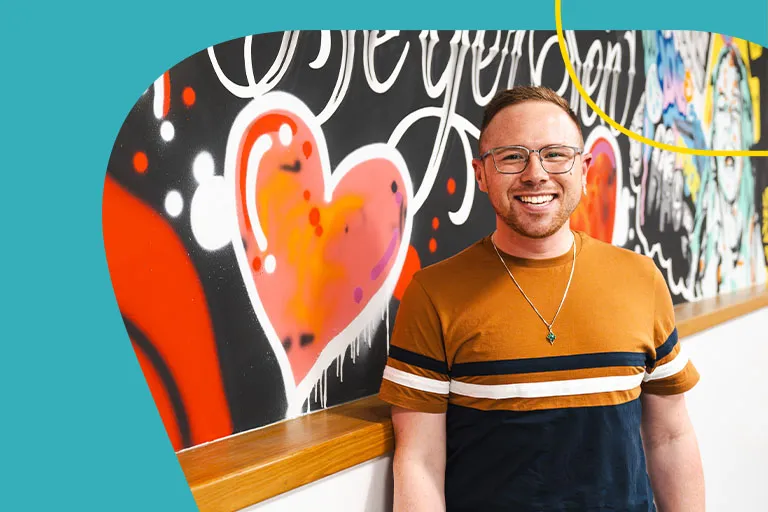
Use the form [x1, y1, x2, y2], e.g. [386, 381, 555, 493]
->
[643, 349, 690, 382]
[449, 373, 645, 400]
[382, 366, 450, 395]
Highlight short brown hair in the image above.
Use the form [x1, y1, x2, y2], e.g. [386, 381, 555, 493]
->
[478, 85, 582, 152]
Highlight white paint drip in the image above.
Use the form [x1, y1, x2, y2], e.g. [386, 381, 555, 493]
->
[323, 368, 328, 409]
[301, 311, 392, 411]
[385, 302, 390, 351]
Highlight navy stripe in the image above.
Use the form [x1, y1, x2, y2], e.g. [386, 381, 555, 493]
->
[445, 400, 654, 510]
[389, 345, 449, 375]
[654, 327, 679, 362]
[451, 351, 647, 377]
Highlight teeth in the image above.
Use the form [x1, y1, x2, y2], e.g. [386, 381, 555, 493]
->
[519, 195, 554, 204]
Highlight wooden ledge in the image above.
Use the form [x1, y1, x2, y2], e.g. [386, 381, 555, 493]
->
[675, 284, 768, 338]
[178, 396, 394, 512]
[178, 284, 767, 511]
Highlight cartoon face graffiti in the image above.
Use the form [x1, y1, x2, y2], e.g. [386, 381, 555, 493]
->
[712, 51, 745, 203]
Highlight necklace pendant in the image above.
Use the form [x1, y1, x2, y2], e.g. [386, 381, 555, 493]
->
[546, 331, 556, 344]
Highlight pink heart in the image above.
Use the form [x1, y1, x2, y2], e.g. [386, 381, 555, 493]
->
[224, 92, 413, 414]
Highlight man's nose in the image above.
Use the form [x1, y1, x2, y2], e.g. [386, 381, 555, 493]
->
[521, 153, 550, 182]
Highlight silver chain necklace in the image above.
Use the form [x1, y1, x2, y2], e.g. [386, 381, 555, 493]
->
[490, 232, 577, 345]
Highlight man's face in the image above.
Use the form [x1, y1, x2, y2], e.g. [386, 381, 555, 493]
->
[712, 53, 744, 203]
[473, 101, 590, 239]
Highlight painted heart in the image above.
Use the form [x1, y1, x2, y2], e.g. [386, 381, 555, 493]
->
[224, 92, 413, 415]
[571, 125, 621, 244]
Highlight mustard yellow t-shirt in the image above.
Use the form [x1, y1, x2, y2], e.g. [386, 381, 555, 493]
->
[379, 230, 698, 511]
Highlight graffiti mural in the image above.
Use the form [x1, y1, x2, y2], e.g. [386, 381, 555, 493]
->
[629, 31, 767, 300]
[102, 30, 768, 451]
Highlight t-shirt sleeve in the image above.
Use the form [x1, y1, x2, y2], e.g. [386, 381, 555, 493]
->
[378, 274, 450, 413]
[641, 265, 700, 395]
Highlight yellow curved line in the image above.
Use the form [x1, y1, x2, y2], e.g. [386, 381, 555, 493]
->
[554, 0, 768, 157]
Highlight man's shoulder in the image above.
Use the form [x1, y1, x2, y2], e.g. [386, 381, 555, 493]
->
[580, 231, 658, 276]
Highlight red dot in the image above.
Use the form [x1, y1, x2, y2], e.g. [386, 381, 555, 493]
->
[309, 207, 320, 226]
[252, 257, 262, 271]
[182, 87, 196, 107]
[133, 151, 148, 173]
[432, 217, 440, 230]
[315, 225, 323, 237]
[447, 178, 456, 195]
[303, 190, 311, 201]
[429, 238, 437, 253]
[303, 141, 312, 158]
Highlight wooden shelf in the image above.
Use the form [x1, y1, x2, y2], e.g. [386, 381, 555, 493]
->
[675, 284, 768, 338]
[178, 396, 394, 512]
[177, 284, 768, 511]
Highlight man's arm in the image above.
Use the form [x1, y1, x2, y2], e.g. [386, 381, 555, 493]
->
[391, 406, 446, 512]
[641, 392, 705, 511]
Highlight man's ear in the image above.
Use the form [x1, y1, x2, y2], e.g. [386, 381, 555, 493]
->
[472, 158, 488, 193]
[580, 152, 592, 191]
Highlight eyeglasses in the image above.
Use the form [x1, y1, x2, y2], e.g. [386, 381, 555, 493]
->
[479, 144, 583, 175]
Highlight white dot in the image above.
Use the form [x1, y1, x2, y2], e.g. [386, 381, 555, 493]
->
[265, 254, 277, 273]
[628, 228, 635, 240]
[190, 176, 230, 251]
[160, 121, 175, 141]
[193, 151, 215, 183]
[165, 190, 183, 217]
[278, 124, 292, 146]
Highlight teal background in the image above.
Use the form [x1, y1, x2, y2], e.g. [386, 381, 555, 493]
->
[3, 0, 765, 510]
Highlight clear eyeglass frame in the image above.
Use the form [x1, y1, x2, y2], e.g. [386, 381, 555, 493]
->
[479, 144, 584, 175]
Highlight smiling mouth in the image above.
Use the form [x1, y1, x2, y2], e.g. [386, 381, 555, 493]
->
[514, 194, 558, 205]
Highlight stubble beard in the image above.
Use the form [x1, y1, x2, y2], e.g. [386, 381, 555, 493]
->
[492, 187, 581, 240]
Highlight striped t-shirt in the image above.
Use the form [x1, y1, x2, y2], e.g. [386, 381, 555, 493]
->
[379, 230, 699, 511]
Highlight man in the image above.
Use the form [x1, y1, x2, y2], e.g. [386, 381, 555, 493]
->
[379, 86, 705, 511]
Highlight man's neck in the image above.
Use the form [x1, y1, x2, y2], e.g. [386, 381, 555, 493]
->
[492, 221, 575, 260]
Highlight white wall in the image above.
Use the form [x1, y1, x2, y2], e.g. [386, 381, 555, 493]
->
[243, 307, 768, 512]
[683, 306, 768, 512]
[243, 455, 394, 512]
